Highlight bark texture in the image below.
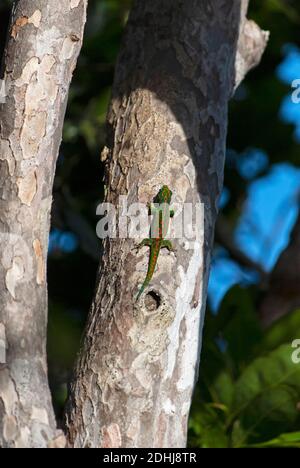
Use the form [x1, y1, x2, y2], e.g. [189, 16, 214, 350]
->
[0, 0, 87, 448]
[65, 0, 268, 448]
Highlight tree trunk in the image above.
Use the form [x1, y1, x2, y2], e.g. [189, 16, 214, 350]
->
[65, 0, 268, 448]
[0, 0, 87, 448]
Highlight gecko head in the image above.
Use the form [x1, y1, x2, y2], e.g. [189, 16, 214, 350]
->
[155, 185, 173, 204]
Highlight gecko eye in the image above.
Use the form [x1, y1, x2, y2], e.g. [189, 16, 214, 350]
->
[145, 290, 161, 309]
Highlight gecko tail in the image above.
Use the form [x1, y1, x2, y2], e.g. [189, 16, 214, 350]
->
[136, 279, 150, 301]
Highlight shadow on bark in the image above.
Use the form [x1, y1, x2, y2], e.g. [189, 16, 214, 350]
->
[65, 0, 267, 448]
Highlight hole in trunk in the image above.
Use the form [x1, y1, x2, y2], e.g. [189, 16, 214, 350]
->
[145, 290, 161, 309]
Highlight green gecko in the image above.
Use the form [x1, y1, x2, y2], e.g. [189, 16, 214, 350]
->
[136, 185, 175, 301]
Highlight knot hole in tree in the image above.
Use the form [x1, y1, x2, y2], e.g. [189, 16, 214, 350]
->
[145, 290, 161, 310]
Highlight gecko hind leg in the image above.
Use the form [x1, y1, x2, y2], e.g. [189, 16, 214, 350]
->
[161, 240, 175, 252]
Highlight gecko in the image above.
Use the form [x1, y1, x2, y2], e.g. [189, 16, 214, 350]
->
[136, 185, 175, 301]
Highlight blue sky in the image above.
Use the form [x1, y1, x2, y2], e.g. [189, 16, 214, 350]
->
[49, 229, 78, 255]
[209, 163, 300, 311]
[208, 45, 300, 311]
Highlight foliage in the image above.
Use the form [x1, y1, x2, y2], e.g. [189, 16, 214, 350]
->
[189, 286, 300, 448]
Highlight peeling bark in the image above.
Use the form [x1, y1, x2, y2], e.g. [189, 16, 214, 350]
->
[0, 0, 87, 448]
[65, 0, 268, 448]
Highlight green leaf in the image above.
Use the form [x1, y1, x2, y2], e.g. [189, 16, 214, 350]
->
[248, 431, 300, 448]
[257, 309, 300, 354]
[207, 286, 248, 338]
[213, 286, 263, 369]
[198, 340, 230, 399]
[213, 369, 235, 409]
[265, 0, 300, 23]
[230, 345, 300, 446]
[188, 404, 229, 448]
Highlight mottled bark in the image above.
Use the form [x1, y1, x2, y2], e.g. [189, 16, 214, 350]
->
[0, 0, 87, 448]
[65, 0, 268, 448]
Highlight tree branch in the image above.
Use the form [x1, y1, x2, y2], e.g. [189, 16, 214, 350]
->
[234, 0, 269, 91]
[215, 216, 268, 281]
[260, 204, 300, 326]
